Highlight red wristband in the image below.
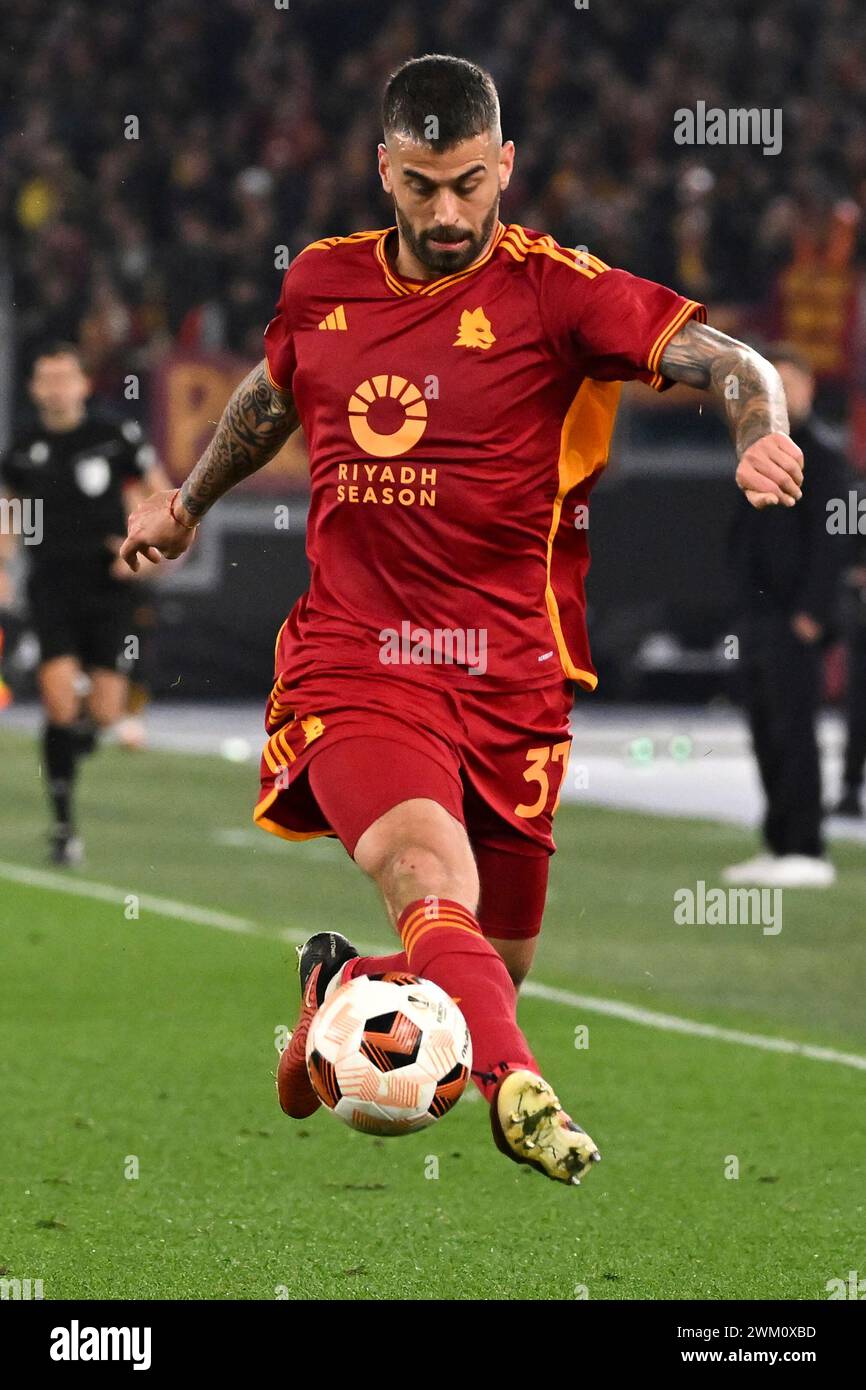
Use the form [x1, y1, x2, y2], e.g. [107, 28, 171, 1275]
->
[169, 489, 198, 530]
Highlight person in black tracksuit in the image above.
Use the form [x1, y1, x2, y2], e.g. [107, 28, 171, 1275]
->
[727, 346, 849, 881]
[832, 476, 866, 816]
[0, 343, 168, 864]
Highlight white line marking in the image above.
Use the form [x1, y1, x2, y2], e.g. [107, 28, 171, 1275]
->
[2, 859, 865, 1074]
[521, 981, 866, 1073]
[0, 861, 261, 937]
[0, 860, 373, 948]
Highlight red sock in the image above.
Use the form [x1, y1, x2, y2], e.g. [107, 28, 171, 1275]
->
[343, 951, 409, 982]
[395, 896, 538, 1100]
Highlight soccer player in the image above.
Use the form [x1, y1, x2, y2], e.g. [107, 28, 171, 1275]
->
[0, 343, 169, 864]
[122, 56, 803, 1184]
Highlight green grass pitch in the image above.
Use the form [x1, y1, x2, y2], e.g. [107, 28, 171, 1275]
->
[1, 726, 864, 1300]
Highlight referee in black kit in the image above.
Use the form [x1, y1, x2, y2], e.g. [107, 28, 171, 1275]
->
[0, 343, 170, 864]
[723, 344, 848, 888]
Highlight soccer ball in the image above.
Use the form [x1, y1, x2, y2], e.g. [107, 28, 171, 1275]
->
[305, 972, 472, 1135]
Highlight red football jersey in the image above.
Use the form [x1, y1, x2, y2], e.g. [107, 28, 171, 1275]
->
[263, 221, 705, 691]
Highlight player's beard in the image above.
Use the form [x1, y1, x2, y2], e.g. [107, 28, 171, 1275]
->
[394, 196, 501, 276]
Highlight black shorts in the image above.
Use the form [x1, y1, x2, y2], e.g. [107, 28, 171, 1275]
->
[28, 576, 136, 672]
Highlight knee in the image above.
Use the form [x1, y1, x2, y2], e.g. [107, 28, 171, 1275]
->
[387, 842, 446, 883]
[367, 842, 477, 919]
[352, 800, 480, 912]
[384, 841, 476, 900]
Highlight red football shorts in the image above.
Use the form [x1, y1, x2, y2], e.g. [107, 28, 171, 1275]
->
[254, 657, 574, 940]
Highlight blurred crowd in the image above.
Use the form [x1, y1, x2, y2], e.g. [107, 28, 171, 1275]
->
[3, 0, 866, 427]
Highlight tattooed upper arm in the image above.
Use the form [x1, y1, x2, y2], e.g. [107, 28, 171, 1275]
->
[658, 320, 789, 457]
[180, 360, 300, 517]
[659, 320, 751, 389]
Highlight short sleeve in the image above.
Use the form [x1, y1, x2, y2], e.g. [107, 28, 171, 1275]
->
[540, 255, 706, 391]
[263, 268, 299, 392]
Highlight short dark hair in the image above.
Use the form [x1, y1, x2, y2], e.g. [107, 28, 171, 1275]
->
[382, 54, 500, 150]
[30, 341, 85, 374]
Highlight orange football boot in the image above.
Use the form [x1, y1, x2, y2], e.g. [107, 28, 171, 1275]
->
[276, 932, 358, 1118]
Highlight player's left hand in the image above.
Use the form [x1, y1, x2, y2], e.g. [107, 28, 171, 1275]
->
[120, 489, 198, 571]
[106, 536, 162, 581]
[735, 431, 804, 510]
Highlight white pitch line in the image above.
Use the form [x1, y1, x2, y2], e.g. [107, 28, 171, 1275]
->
[0, 860, 381, 950]
[2, 859, 865, 1075]
[0, 861, 262, 937]
[521, 981, 866, 1073]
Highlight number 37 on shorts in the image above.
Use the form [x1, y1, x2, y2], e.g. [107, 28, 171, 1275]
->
[514, 740, 572, 819]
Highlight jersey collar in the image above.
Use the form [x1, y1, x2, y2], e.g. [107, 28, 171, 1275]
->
[375, 221, 507, 299]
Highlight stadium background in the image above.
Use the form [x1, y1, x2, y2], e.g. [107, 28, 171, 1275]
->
[2, 0, 866, 1307]
[4, 0, 866, 698]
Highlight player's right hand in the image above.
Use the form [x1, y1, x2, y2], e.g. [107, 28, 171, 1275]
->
[735, 431, 804, 510]
[120, 490, 197, 571]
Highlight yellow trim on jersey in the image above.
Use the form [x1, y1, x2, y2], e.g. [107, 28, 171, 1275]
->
[266, 229, 393, 385]
[646, 297, 707, 389]
[500, 225, 609, 280]
[374, 222, 508, 298]
[273, 618, 288, 666]
[501, 221, 611, 275]
[264, 356, 292, 394]
[418, 221, 508, 296]
[500, 228, 599, 276]
[375, 233, 416, 297]
[253, 787, 333, 842]
[297, 228, 386, 258]
[545, 378, 622, 689]
[371, 220, 610, 297]
[579, 251, 610, 275]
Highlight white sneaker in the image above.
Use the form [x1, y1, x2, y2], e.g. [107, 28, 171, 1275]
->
[724, 854, 835, 887]
[763, 855, 836, 888]
[721, 854, 779, 884]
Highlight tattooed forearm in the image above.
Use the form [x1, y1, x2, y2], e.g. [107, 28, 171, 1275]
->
[659, 321, 789, 459]
[179, 361, 300, 518]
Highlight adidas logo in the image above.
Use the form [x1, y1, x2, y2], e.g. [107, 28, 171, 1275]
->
[317, 305, 347, 331]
